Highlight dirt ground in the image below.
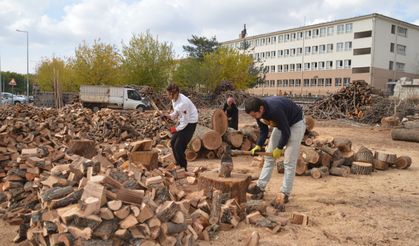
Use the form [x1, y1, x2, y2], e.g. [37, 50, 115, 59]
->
[1, 111, 418, 245]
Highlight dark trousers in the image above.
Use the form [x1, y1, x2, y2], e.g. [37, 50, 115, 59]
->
[170, 123, 197, 170]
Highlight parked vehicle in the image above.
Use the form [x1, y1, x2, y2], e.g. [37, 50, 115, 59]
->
[80, 85, 151, 112]
[0, 92, 28, 105]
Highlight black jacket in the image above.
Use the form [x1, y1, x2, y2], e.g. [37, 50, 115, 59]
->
[223, 102, 239, 130]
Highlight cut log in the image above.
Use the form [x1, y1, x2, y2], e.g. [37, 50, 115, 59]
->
[351, 162, 373, 175]
[295, 158, 308, 176]
[375, 151, 389, 162]
[309, 167, 322, 179]
[67, 140, 97, 159]
[386, 154, 397, 166]
[300, 146, 319, 164]
[319, 166, 329, 177]
[185, 149, 198, 162]
[291, 212, 309, 225]
[209, 190, 222, 225]
[194, 125, 222, 150]
[211, 109, 228, 135]
[222, 128, 243, 148]
[107, 200, 122, 211]
[202, 149, 216, 159]
[240, 125, 260, 143]
[188, 136, 202, 153]
[354, 146, 374, 163]
[381, 116, 399, 128]
[245, 231, 260, 246]
[372, 159, 389, 170]
[198, 171, 251, 203]
[156, 201, 179, 222]
[340, 150, 354, 166]
[333, 138, 352, 152]
[219, 147, 233, 178]
[319, 151, 332, 168]
[391, 128, 419, 143]
[304, 115, 315, 131]
[329, 167, 350, 177]
[131, 139, 153, 152]
[395, 156, 412, 169]
[240, 136, 252, 151]
[161, 222, 187, 235]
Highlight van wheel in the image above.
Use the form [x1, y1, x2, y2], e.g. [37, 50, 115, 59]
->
[14, 101, 21, 105]
[92, 106, 100, 112]
[136, 105, 145, 112]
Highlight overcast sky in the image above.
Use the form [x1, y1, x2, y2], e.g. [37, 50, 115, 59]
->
[0, 0, 418, 74]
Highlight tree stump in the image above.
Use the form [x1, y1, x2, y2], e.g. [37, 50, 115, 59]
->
[391, 128, 419, 143]
[198, 171, 251, 203]
[395, 156, 412, 169]
[211, 109, 228, 136]
[351, 162, 373, 175]
[354, 146, 373, 163]
[195, 125, 222, 150]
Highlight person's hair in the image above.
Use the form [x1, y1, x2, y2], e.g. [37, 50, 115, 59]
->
[244, 97, 264, 114]
[166, 83, 179, 93]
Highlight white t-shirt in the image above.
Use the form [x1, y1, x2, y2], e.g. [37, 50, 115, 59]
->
[169, 93, 198, 131]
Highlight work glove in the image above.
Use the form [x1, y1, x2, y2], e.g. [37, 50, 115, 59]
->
[169, 127, 177, 134]
[250, 145, 261, 156]
[272, 148, 283, 159]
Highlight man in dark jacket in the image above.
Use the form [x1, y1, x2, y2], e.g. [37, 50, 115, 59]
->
[244, 96, 305, 203]
[223, 95, 238, 130]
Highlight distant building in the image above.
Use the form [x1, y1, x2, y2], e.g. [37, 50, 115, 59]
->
[221, 13, 419, 96]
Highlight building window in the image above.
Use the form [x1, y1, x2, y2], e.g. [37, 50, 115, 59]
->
[305, 46, 311, 55]
[391, 24, 396, 34]
[354, 30, 372, 38]
[264, 66, 269, 72]
[279, 35, 284, 43]
[283, 64, 289, 72]
[283, 80, 289, 87]
[327, 26, 334, 36]
[345, 23, 353, 33]
[271, 51, 276, 58]
[326, 61, 333, 69]
[319, 45, 326, 54]
[318, 78, 325, 86]
[325, 78, 332, 86]
[389, 61, 393, 70]
[270, 80, 275, 87]
[337, 24, 344, 34]
[336, 60, 343, 69]
[396, 62, 405, 72]
[303, 79, 310, 87]
[390, 43, 395, 52]
[319, 61, 325, 70]
[344, 41, 352, 51]
[297, 47, 303, 56]
[285, 34, 290, 42]
[295, 79, 301, 87]
[290, 64, 295, 72]
[327, 43, 333, 52]
[266, 52, 270, 58]
[278, 50, 283, 57]
[313, 29, 319, 38]
[278, 65, 283, 72]
[337, 42, 344, 52]
[311, 62, 318, 70]
[397, 44, 406, 55]
[312, 46, 318, 54]
[335, 78, 342, 86]
[296, 63, 302, 71]
[397, 26, 407, 37]
[343, 77, 351, 86]
[310, 78, 317, 86]
[353, 48, 371, 55]
[272, 36, 277, 43]
[277, 80, 282, 87]
[271, 65, 276, 72]
[289, 79, 295, 87]
[283, 49, 289, 57]
[291, 33, 296, 41]
[297, 32, 303, 40]
[320, 28, 326, 37]
[344, 59, 352, 68]
[290, 48, 296, 57]
[305, 30, 312, 38]
[304, 63, 310, 70]
[352, 67, 370, 73]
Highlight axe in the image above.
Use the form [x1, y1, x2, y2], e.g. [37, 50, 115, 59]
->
[231, 150, 273, 157]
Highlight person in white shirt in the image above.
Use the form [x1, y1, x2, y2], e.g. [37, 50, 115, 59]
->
[162, 84, 198, 171]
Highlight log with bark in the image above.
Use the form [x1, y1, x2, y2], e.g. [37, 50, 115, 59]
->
[351, 162, 373, 175]
[391, 128, 419, 143]
[194, 125, 222, 150]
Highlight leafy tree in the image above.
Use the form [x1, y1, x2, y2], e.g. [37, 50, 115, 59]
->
[69, 39, 122, 86]
[0, 71, 27, 94]
[121, 31, 174, 90]
[183, 35, 220, 60]
[35, 57, 76, 92]
[171, 58, 204, 90]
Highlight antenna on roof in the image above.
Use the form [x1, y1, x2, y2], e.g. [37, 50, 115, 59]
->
[240, 24, 247, 39]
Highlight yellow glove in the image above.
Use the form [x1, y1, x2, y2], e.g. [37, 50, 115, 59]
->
[250, 145, 261, 156]
[272, 148, 283, 159]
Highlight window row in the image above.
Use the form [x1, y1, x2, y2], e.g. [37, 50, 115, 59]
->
[264, 59, 352, 73]
[388, 61, 405, 72]
[262, 77, 351, 87]
[253, 42, 352, 60]
[390, 43, 406, 56]
[391, 25, 408, 37]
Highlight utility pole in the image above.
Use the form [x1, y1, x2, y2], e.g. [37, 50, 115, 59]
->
[16, 29, 29, 97]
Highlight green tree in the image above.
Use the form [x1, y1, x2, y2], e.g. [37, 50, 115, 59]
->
[183, 35, 220, 60]
[0, 71, 27, 94]
[121, 31, 174, 90]
[69, 39, 122, 86]
[171, 58, 204, 90]
[35, 57, 76, 92]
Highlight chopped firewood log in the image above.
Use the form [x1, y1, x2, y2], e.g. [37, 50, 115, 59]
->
[395, 156, 412, 169]
[99, 207, 114, 220]
[68, 226, 92, 240]
[295, 158, 308, 176]
[107, 200, 123, 211]
[355, 146, 374, 163]
[115, 188, 144, 205]
[304, 116, 315, 131]
[171, 211, 185, 224]
[245, 231, 260, 246]
[156, 201, 180, 222]
[146, 176, 163, 186]
[308, 167, 322, 179]
[333, 138, 352, 152]
[223, 128, 243, 148]
[372, 159, 389, 170]
[114, 206, 130, 219]
[195, 125, 222, 150]
[130, 150, 159, 170]
[138, 203, 155, 223]
[300, 145, 319, 164]
[291, 212, 309, 225]
[242, 200, 267, 215]
[329, 167, 350, 177]
[351, 162, 373, 175]
[120, 214, 139, 229]
[131, 139, 153, 151]
[161, 222, 188, 235]
[209, 190, 222, 225]
[67, 139, 97, 159]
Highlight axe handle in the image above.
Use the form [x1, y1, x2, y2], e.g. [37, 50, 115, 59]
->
[231, 150, 273, 157]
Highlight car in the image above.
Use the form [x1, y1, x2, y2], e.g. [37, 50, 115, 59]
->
[0, 92, 28, 104]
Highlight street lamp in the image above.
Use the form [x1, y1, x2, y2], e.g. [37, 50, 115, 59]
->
[16, 29, 29, 98]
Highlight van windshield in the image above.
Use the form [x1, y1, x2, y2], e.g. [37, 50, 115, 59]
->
[127, 90, 142, 101]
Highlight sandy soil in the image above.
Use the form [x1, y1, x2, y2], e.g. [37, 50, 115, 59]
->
[1, 111, 418, 246]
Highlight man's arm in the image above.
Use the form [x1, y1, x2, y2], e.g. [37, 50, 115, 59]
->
[273, 108, 290, 149]
[256, 119, 269, 147]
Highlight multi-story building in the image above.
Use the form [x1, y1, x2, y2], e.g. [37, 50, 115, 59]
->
[222, 13, 419, 96]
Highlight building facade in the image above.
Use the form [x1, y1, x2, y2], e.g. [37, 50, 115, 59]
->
[222, 13, 419, 96]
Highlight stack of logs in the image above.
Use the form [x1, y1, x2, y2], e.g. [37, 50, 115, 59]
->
[277, 116, 412, 178]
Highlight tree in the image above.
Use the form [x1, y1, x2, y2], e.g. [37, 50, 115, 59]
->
[171, 58, 204, 89]
[183, 35, 220, 60]
[121, 31, 174, 90]
[0, 71, 27, 94]
[69, 39, 122, 86]
[35, 57, 76, 92]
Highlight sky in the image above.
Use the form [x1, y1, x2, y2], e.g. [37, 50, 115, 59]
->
[0, 0, 418, 74]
